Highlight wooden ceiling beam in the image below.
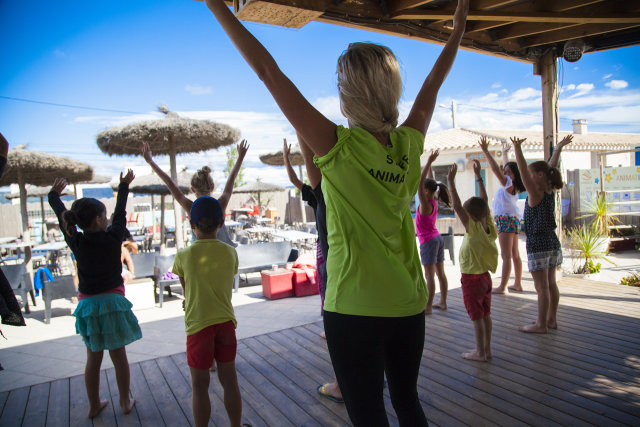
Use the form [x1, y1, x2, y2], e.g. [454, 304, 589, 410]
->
[392, 10, 640, 24]
[493, 22, 582, 40]
[542, 0, 607, 13]
[466, 20, 512, 33]
[520, 23, 640, 47]
[388, 0, 439, 15]
[472, 0, 522, 10]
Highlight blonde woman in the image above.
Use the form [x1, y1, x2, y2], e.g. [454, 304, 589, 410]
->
[204, 0, 468, 424]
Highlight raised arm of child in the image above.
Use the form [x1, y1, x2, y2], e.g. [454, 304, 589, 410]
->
[49, 178, 72, 239]
[219, 139, 249, 212]
[418, 150, 439, 214]
[479, 136, 508, 187]
[204, 0, 336, 157]
[142, 142, 193, 211]
[447, 163, 470, 231]
[283, 139, 304, 190]
[548, 135, 573, 168]
[512, 136, 543, 205]
[297, 133, 321, 189]
[473, 160, 488, 202]
[111, 169, 135, 242]
[402, 0, 469, 134]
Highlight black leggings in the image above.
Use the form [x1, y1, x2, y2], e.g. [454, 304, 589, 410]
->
[324, 311, 428, 427]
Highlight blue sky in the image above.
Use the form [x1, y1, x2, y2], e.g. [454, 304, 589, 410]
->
[1, 0, 639, 187]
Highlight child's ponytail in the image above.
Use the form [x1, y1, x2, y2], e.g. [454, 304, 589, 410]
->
[436, 182, 452, 207]
[62, 210, 79, 236]
[548, 167, 564, 190]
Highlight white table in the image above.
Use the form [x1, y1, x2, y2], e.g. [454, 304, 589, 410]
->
[244, 226, 274, 242]
[0, 237, 18, 245]
[270, 230, 317, 243]
[32, 241, 68, 252]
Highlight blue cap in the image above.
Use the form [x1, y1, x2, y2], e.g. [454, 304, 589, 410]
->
[190, 196, 223, 229]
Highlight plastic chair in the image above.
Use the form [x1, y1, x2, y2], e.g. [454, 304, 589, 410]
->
[154, 255, 180, 307]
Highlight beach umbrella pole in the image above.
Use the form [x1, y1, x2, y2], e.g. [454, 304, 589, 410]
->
[40, 196, 46, 242]
[168, 136, 184, 250]
[160, 195, 166, 255]
[17, 170, 33, 284]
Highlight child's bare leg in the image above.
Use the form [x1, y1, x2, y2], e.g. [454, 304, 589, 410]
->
[547, 268, 559, 329]
[520, 270, 549, 333]
[483, 316, 492, 359]
[85, 348, 108, 418]
[108, 347, 135, 414]
[190, 367, 212, 427]
[217, 361, 243, 427]
[462, 318, 487, 361]
[493, 232, 512, 294]
[424, 265, 436, 314]
[434, 262, 448, 309]
[510, 235, 523, 291]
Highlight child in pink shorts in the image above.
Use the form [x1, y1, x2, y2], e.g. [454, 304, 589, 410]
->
[447, 161, 499, 362]
[172, 196, 248, 427]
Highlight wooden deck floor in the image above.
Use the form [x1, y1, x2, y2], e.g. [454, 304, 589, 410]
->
[1, 276, 639, 426]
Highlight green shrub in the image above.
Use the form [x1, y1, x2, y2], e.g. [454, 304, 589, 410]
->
[620, 273, 640, 287]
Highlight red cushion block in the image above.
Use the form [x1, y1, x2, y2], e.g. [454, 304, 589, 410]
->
[292, 268, 319, 297]
[260, 269, 294, 300]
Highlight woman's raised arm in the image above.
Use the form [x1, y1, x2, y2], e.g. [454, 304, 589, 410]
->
[204, 0, 336, 156]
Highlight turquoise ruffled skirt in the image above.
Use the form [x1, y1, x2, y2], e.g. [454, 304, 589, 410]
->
[73, 293, 142, 352]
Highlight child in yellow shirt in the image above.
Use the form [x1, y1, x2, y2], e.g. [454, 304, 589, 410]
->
[448, 161, 499, 362]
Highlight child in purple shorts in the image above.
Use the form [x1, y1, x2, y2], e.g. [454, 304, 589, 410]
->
[448, 161, 498, 362]
[416, 150, 452, 314]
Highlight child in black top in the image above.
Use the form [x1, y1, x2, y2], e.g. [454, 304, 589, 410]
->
[48, 170, 141, 418]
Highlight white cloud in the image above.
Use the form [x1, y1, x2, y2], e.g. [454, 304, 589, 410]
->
[568, 83, 594, 98]
[605, 80, 628, 90]
[53, 49, 66, 58]
[184, 84, 213, 96]
[602, 73, 613, 80]
[491, 82, 502, 89]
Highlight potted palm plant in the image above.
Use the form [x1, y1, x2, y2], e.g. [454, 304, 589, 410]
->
[565, 223, 614, 280]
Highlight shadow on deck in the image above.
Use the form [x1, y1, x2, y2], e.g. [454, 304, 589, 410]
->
[1, 276, 639, 426]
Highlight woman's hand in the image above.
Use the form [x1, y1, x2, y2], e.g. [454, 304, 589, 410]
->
[141, 142, 153, 163]
[427, 149, 439, 164]
[558, 134, 573, 148]
[237, 139, 249, 159]
[447, 163, 458, 184]
[282, 139, 291, 164]
[51, 178, 68, 195]
[472, 159, 482, 177]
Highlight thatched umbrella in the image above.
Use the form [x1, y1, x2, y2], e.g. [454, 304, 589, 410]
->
[260, 145, 307, 223]
[112, 170, 192, 254]
[233, 179, 285, 216]
[96, 105, 240, 250]
[5, 186, 73, 242]
[0, 146, 93, 275]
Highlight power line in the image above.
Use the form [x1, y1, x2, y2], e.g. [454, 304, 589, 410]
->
[0, 95, 144, 115]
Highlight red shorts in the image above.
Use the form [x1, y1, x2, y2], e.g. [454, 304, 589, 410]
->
[186, 321, 237, 370]
[461, 273, 492, 321]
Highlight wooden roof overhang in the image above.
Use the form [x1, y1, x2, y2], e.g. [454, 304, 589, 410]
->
[224, 0, 640, 63]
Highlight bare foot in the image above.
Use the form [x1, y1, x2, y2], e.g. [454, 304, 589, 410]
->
[520, 323, 548, 333]
[492, 287, 508, 295]
[461, 349, 487, 362]
[88, 399, 108, 418]
[433, 302, 447, 310]
[507, 285, 523, 292]
[121, 398, 136, 415]
[320, 330, 326, 339]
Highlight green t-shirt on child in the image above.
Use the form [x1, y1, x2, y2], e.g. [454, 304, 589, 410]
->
[172, 239, 238, 336]
[314, 125, 427, 317]
[459, 215, 499, 275]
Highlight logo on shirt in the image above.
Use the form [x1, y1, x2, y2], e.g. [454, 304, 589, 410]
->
[368, 154, 409, 184]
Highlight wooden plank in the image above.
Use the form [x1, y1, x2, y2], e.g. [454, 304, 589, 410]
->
[0, 386, 28, 426]
[243, 336, 348, 425]
[393, 10, 640, 24]
[170, 352, 231, 427]
[235, 349, 315, 426]
[105, 368, 141, 427]
[154, 356, 195, 426]
[128, 362, 165, 426]
[492, 22, 581, 40]
[22, 382, 50, 427]
[388, 0, 439, 14]
[521, 23, 640, 47]
[139, 359, 190, 426]
[45, 378, 69, 427]
[68, 375, 92, 427]
[92, 370, 117, 427]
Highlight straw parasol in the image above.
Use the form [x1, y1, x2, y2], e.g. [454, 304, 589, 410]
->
[260, 144, 307, 223]
[5, 186, 72, 242]
[0, 146, 93, 273]
[233, 179, 285, 216]
[113, 170, 193, 253]
[96, 105, 240, 250]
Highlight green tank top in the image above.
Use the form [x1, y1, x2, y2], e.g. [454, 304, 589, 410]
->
[314, 125, 427, 317]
